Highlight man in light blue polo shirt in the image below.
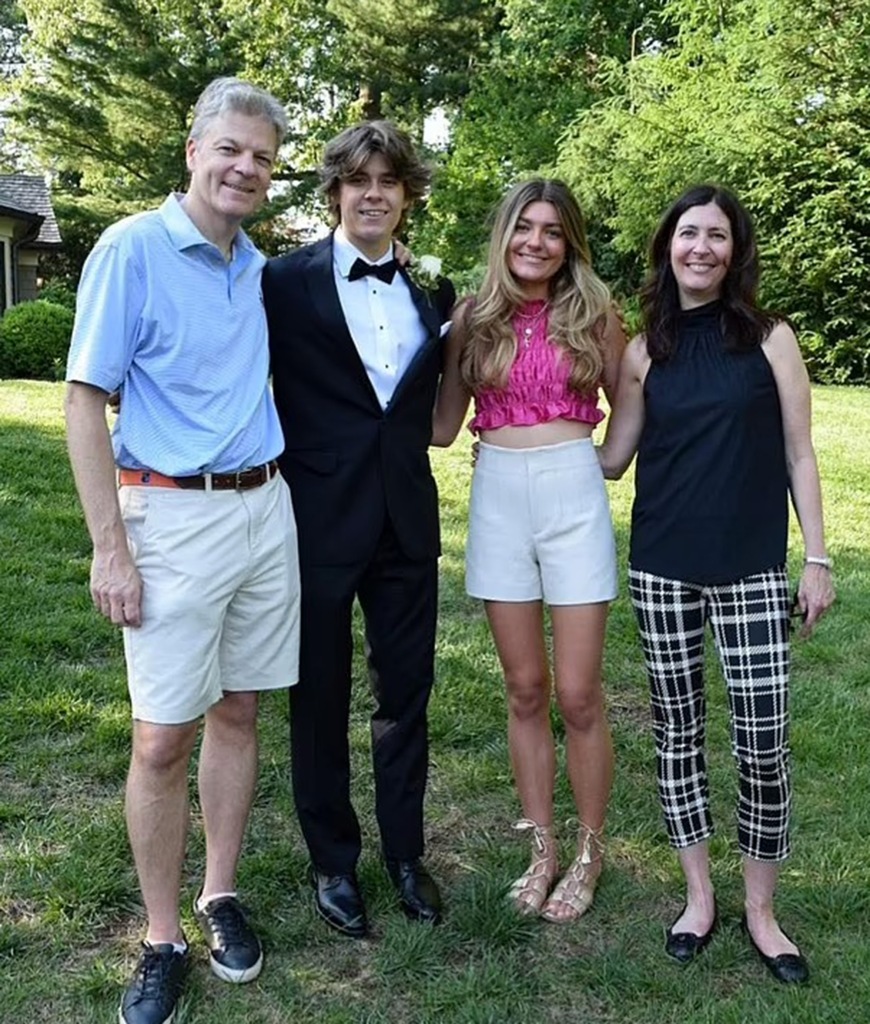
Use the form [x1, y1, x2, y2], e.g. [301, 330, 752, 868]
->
[65, 77, 299, 1024]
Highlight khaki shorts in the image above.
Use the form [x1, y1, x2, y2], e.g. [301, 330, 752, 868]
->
[466, 438, 618, 605]
[119, 473, 300, 724]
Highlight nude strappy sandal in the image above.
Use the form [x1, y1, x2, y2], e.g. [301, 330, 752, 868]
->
[540, 821, 603, 923]
[507, 819, 559, 916]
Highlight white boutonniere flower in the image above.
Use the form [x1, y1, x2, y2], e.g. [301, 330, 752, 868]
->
[408, 254, 443, 296]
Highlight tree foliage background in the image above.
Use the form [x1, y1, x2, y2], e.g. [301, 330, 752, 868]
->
[557, 0, 870, 383]
[2, 0, 867, 381]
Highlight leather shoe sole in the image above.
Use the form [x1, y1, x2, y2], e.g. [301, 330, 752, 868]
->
[742, 915, 809, 984]
[665, 904, 718, 963]
[311, 870, 368, 938]
[386, 859, 442, 925]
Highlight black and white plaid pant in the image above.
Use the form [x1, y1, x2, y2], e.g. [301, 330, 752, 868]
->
[628, 565, 792, 862]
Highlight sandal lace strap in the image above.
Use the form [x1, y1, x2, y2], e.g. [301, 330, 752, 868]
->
[575, 820, 604, 865]
[539, 823, 604, 923]
[513, 818, 554, 856]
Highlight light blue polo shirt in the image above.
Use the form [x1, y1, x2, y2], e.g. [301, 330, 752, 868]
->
[66, 194, 284, 475]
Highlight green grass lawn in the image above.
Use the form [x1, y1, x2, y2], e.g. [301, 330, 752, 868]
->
[2, 379, 869, 1023]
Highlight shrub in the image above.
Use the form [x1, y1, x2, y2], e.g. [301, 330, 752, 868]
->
[37, 280, 77, 311]
[0, 300, 75, 380]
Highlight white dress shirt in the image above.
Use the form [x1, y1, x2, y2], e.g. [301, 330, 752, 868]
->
[332, 227, 428, 410]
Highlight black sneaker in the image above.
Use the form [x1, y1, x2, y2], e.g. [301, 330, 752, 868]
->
[194, 893, 263, 983]
[119, 941, 188, 1024]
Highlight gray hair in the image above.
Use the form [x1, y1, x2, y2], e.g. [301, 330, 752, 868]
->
[189, 77, 287, 146]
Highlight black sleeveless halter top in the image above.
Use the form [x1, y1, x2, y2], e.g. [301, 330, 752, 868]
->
[629, 301, 788, 585]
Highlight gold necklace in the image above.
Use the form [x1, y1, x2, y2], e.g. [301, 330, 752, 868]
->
[514, 303, 549, 347]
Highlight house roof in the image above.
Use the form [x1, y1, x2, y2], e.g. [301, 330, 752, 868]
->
[0, 173, 62, 246]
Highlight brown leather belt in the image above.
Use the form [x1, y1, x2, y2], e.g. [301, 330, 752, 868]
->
[118, 461, 279, 491]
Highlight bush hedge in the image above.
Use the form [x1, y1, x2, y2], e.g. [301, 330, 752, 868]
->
[0, 300, 75, 380]
[37, 280, 77, 311]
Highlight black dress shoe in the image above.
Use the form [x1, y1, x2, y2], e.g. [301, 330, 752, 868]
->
[311, 870, 368, 938]
[742, 915, 809, 984]
[665, 903, 718, 963]
[385, 859, 442, 924]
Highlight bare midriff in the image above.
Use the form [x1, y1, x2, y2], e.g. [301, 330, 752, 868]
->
[480, 417, 595, 449]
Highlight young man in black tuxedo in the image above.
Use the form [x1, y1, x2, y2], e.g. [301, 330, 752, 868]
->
[264, 122, 455, 937]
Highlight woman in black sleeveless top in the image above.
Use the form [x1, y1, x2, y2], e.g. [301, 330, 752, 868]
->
[599, 185, 834, 983]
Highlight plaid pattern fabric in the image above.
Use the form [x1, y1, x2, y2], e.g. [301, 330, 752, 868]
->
[629, 565, 792, 862]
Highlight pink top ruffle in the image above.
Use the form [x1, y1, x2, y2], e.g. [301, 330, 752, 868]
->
[469, 301, 604, 435]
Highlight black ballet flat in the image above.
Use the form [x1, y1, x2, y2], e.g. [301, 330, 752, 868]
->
[742, 914, 809, 984]
[665, 902, 718, 964]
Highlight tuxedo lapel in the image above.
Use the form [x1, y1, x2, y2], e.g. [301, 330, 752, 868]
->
[304, 236, 382, 407]
[400, 267, 442, 340]
[387, 268, 448, 410]
[300, 242, 448, 414]
[305, 237, 351, 344]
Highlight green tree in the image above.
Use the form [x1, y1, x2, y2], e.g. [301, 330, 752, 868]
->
[557, 0, 870, 381]
[0, 1, 25, 77]
[6, 0, 500, 272]
[414, 0, 663, 278]
[0, 1, 26, 168]
[8, 0, 304, 277]
[11, 0, 498, 194]
[323, 0, 496, 125]
[231, 0, 498, 227]
[12, 0, 244, 199]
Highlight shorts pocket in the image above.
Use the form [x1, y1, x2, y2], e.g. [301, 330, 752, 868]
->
[119, 486, 155, 559]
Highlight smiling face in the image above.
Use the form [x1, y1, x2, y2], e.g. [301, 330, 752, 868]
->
[507, 201, 567, 299]
[334, 152, 409, 260]
[669, 201, 734, 308]
[183, 110, 278, 247]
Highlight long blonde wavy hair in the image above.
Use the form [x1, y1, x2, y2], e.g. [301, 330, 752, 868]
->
[460, 179, 611, 394]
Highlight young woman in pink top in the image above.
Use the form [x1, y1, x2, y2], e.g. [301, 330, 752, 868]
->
[433, 179, 625, 921]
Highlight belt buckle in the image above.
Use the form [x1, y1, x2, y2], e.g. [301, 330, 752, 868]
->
[236, 466, 262, 490]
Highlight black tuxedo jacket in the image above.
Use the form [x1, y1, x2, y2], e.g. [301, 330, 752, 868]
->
[264, 235, 456, 566]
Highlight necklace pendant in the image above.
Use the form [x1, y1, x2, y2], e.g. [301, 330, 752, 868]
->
[523, 326, 532, 347]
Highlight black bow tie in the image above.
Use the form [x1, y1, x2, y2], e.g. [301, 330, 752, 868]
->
[348, 257, 398, 284]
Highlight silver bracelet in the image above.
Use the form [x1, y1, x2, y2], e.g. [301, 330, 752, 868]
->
[805, 555, 832, 569]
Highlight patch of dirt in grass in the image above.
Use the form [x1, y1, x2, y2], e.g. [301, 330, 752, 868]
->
[1, 898, 41, 923]
[0, 766, 122, 810]
[607, 694, 650, 731]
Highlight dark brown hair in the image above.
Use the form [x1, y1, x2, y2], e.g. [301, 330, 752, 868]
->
[641, 184, 776, 361]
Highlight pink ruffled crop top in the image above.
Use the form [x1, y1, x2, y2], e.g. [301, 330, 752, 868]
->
[468, 301, 604, 435]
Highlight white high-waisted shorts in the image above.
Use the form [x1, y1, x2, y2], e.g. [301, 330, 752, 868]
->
[465, 437, 617, 605]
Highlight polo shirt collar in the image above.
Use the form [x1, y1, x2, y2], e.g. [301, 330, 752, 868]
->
[159, 193, 259, 264]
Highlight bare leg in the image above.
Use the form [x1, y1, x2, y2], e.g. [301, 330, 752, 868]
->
[743, 857, 799, 956]
[199, 691, 260, 899]
[551, 603, 612, 833]
[670, 841, 716, 935]
[126, 719, 199, 943]
[485, 600, 554, 825]
[485, 601, 558, 910]
[540, 603, 611, 921]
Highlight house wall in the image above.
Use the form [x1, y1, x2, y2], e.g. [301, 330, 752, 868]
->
[17, 251, 39, 303]
[0, 217, 13, 313]
[0, 218, 42, 310]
